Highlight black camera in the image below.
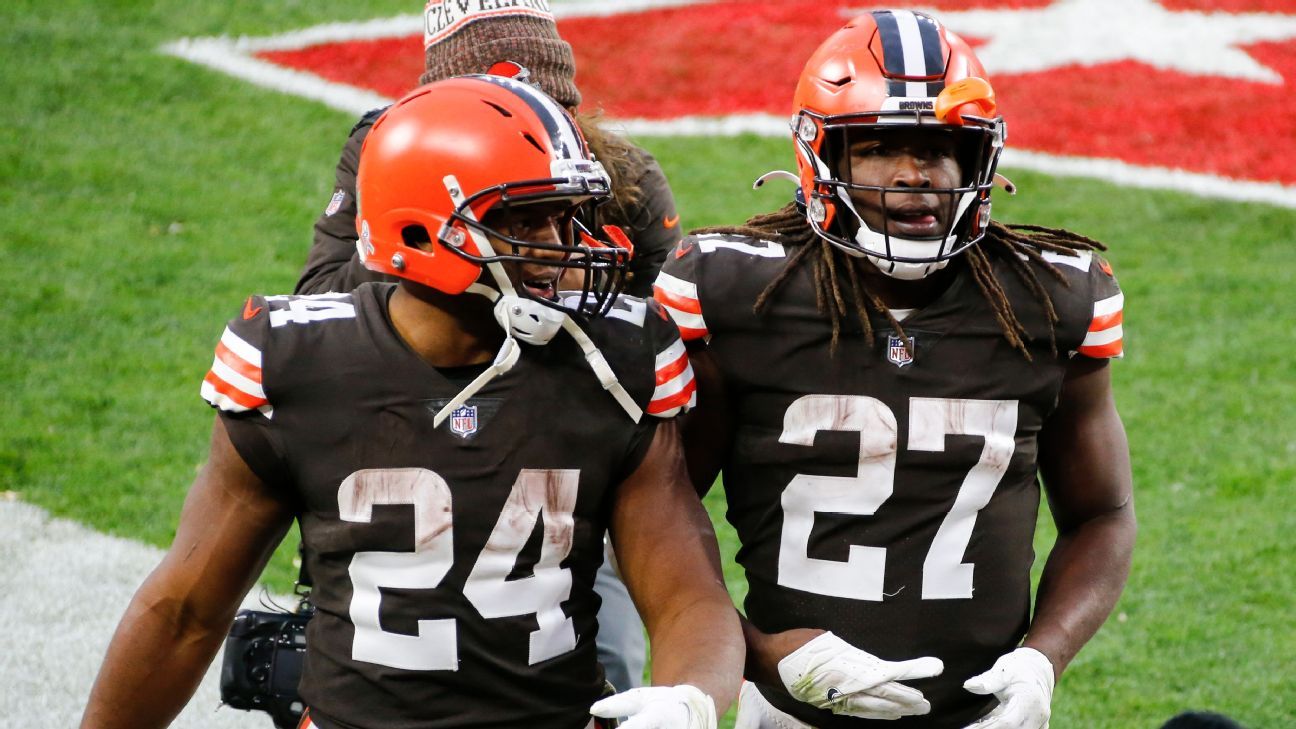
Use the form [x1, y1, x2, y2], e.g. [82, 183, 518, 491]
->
[219, 608, 312, 729]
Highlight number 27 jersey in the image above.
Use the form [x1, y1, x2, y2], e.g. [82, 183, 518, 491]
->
[656, 233, 1124, 728]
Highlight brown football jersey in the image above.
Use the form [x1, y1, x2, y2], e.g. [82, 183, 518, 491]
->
[656, 233, 1124, 728]
[296, 108, 681, 298]
[201, 283, 695, 729]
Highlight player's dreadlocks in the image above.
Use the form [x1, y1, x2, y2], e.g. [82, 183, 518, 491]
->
[694, 202, 1107, 360]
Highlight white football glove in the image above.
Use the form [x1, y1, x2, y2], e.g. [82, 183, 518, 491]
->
[962, 647, 1055, 729]
[590, 684, 717, 729]
[776, 632, 944, 720]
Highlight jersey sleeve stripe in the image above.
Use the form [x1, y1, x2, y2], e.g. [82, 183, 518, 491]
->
[649, 340, 696, 417]
[655, 349, 691, 386]
[648, 376, 697, 416]
[654, 338, 687, 368]
[653, 274, 708, 340]
[653, 282, 703, 315]
[1092, 292, 1124, 318]
[1078, 292, 1125, 358]
[660, 308, 708, 339]
[1078, 339, 1124, 359]
[219, 327, 263, 367]
[215, 340, 263, 384]
[1081, 324, 1123, 348]
[1089, 308, 1123, 332]
[674, 325, 710, 340]
[210, 357, 267, 399]
[202, 371, 268, 411]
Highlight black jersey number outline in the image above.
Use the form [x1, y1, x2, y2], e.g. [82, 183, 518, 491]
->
[338, 467, 579, 670]
[777, 395, 1018, 601]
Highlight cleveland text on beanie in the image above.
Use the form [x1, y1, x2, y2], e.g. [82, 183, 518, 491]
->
[419, 0, 581, 108]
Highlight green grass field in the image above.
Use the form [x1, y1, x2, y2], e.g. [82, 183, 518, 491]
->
[2, 1, 1294, 726]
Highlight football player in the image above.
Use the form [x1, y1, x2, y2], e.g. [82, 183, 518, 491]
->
[295, 4, 684, 691]
[80, 76, 741, 729]
[653, 10, 1135, 729]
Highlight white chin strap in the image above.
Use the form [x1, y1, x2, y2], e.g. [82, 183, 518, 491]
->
[837, 184, 977, 281]
[430, 176, 642, 428]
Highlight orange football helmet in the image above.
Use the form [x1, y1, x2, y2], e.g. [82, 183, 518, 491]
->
[792, 10, 1006, 279]
[356, 74, 629, 314]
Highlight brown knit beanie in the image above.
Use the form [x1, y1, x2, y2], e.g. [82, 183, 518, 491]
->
[419, 1, 581, 108]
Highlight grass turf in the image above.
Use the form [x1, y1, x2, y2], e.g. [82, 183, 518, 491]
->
[1, 1, 1293, 726]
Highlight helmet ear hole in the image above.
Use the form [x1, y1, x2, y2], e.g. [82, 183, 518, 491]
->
[400, 225, 433, 251]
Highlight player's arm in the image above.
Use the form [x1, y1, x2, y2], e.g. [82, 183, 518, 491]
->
[678, 343, 733, 497]
[1026, 356, 1136, 672]
[295, 113, 394, 295]
[80, 417, 295, 729]
[605, 418, 743, 718]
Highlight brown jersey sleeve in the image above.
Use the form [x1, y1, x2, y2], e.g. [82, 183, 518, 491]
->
[200, 295, 294, 493]
[294, 109, 396, 295]
[1074, 254, 1125, 360]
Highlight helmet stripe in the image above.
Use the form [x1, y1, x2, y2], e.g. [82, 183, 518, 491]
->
[472, 74, 586, 162]
[872, 10, 946, 98]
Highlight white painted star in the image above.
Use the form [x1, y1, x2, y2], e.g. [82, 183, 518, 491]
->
[850, 0, 1296, 84]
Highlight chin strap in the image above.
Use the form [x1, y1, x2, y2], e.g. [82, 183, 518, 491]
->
[431, 337, 521, 428]
[559, 316, 643, 423]
[434, 176, 642, 427]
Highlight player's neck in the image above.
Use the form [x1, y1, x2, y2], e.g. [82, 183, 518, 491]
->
[859, 259, 961, 310]
[388, 282, 504, 368]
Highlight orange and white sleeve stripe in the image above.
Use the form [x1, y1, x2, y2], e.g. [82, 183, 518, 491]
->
[1077, 292, 1124, 359]
[647, 338, 697, 417]
[201, 327, 273, 418]
[653, 272, 708, 341]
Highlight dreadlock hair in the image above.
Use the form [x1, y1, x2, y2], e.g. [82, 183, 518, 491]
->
[693, 202, 1107, 360]
[574, 110, 643, 224]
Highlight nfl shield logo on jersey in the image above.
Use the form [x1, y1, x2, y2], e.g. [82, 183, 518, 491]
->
[887, 334, 915, 368]
[324, 189, 345, 216]
[449, 405, 478, 438]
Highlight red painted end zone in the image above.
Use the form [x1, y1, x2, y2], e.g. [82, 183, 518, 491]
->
[256, 0, 1296, 186]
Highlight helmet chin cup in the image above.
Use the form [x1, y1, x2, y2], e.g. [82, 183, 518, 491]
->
[853, 225, 950, 280]
[494, 294, 565, 345]
[866, 253, 950, 280]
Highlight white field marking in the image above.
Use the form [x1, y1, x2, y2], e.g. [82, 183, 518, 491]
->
[0, 499, 292, 728]
[157, 2, 1296, 210]
[928, 0, 1296, 84]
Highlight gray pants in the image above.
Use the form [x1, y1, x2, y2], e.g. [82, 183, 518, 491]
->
[594, 540, 645, 690]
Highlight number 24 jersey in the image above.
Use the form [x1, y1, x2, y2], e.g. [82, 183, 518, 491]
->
[201, 283, 695, 729]
[656, 233, 1124, 728]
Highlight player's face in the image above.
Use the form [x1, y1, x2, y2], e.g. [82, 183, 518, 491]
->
[842, 127, 964, 239]
[484, 201, 575, 301]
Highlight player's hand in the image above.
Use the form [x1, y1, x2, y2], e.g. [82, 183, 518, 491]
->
[776, 632, 944, 720]
[590, 685, 717, 729]
[961, 647, 1054, 729]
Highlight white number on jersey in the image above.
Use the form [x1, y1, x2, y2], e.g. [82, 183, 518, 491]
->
[265, 293, 356, 328]
[604, 296, 648, 327]
[695, 235, 787, 258]
[339, 467, 579, 670]
[777, 395, 1019, 601]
